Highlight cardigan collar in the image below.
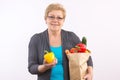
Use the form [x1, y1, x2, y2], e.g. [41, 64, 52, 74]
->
[44, 29, 66, 51]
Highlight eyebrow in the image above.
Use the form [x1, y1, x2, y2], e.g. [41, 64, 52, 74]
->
[48, 14, 63, 17]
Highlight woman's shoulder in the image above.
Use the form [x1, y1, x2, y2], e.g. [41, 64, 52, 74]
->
[62, 29, 81, 45]
[30, 29, 47, 40]
[62, 29, 78, 37]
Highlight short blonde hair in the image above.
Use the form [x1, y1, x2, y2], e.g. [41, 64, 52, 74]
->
[44, 3, 66, 19]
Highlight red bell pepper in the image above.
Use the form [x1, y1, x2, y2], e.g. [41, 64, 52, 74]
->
[75, 43, 86, 52]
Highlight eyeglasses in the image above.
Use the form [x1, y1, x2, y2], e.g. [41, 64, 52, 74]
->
[47, 16, 64, 21]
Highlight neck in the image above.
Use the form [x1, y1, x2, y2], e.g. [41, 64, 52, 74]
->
[48, 29, 61, 37]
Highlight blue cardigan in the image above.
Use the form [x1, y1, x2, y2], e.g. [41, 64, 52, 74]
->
[28, 29, 93, 80]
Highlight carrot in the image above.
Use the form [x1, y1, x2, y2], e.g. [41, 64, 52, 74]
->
[65, 49, 70, 54]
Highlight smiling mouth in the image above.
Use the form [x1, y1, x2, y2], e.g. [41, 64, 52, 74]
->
[51, 24, 59, 26]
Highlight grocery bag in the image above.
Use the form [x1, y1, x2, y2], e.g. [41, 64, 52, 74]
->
[67, 53, 90, 80]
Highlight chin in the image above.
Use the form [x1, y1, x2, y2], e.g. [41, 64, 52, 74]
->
[51, 29, 60, 32]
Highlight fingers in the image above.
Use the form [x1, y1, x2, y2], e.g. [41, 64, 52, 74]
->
[54, 58, 58, 64]
[83, 73, 92, 80]
[83, 75, 88, 79]
[43, 58, 58, 68]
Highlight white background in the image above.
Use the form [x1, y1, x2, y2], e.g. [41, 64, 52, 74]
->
[0, 0, 120, 80]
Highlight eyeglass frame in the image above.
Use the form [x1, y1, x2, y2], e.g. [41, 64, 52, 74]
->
[47, 16, 64, 21]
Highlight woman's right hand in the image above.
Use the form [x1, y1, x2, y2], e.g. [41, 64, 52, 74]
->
[43, 58, 58, 69]
[38, 58, 57, 72]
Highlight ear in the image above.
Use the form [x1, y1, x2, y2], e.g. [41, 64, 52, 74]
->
[63, 19, 65, 22]
[45, 18, 47, 24]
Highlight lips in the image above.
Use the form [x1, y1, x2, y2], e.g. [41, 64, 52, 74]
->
[51, 23, 59, 26]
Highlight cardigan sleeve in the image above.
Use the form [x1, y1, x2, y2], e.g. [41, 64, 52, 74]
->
[28, 34, 40, 74]
[87, 56, 93, 67]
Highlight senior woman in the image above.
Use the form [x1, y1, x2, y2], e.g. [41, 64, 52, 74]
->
[28, 3, 93, 80]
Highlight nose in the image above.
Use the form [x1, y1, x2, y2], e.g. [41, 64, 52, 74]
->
[53, 18, 59, 21]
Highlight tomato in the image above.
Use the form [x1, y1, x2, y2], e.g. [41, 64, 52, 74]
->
[69, 48, 78, 53]
[75, 43, 86, 52]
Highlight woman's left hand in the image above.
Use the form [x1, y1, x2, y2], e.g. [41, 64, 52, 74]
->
[83, 73, 93, 80]
[83, 66, 93, 80]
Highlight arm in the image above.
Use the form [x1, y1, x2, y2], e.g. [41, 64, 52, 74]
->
[28, 34, 40, 74]
[38, 65, 48, 72]
[87, 66, 93, 76]
[84, 56, 93, 80]
[38, 58, 57, 72]
[28, 34, 57, 75]
[84, 66, 93, 80]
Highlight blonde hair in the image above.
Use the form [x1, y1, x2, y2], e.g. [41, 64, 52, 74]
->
[44, 3, 66, 19]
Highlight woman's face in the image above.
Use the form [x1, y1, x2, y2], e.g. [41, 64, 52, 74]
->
[45, 10, 65, 32]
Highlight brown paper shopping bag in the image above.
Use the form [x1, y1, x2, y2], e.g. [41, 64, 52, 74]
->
[67, 53, 90, 80]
